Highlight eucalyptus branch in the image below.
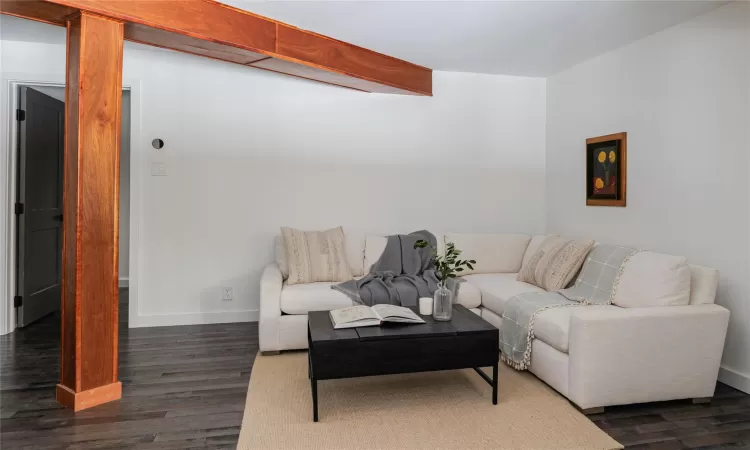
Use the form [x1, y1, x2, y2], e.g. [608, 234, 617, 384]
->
[414, 240, 476, 284]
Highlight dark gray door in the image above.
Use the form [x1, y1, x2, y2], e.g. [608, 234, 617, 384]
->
[16, 87, 65, 327]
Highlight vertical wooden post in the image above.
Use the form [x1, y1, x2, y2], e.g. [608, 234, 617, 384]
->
[56, 11, 124, 412]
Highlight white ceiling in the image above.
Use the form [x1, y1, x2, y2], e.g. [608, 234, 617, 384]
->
[230, 0, 727, 76]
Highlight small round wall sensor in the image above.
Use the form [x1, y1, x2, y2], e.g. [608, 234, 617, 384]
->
[152, 138, 164, 149]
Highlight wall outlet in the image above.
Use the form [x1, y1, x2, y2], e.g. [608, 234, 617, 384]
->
[221, 287, 233, 301]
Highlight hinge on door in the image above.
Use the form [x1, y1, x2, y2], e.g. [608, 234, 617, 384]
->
[14, 203, 24, 215]
[13, 296, 22, 308]
[16, 109, 25, 121]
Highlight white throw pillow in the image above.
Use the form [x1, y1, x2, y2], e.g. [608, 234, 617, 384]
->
[274, 236, 290, 279]
[522, 235, 548, 268]
[277, 233, 364, 279]
[281, 226, 353, 285]
[517, 235, 594, 291]
[364, 235, 388, 274]
[612, 251, 691, 308]
[343, 232, 366, 277]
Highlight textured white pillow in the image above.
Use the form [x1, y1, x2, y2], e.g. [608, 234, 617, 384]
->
[277, 233, 364, 279]
[613, 251, 691, 308]
[522, 235, 548, 268]
[364, 235, 388, 274]
[281, 226, 353, 285]
[274, 236, 289, 279]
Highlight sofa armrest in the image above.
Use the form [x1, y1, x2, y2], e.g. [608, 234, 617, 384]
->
[568, 304, 730, 409]
[259, 263, 284, 352]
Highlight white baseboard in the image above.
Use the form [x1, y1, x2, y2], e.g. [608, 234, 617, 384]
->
[718, 365, 750, 394]
[129, 309, 259, 328]
[118, 277, 129, 288]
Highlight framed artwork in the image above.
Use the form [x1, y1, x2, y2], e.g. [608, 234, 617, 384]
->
[586, 132, 627, 207]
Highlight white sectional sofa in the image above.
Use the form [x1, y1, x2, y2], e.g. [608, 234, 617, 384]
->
[259, 232, 730, 412]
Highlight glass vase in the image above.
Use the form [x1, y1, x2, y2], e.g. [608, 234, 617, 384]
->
[433, 282, 453, 321]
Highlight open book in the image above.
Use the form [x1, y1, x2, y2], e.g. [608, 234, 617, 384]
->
[329, 304, 426, 329]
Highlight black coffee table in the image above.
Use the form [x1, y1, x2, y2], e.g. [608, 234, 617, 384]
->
[306, 304, 499, 422]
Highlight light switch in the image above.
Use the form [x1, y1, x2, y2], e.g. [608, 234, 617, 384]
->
[150, 162, 167, 176]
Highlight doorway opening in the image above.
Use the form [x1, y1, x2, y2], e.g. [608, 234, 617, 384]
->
[13, 84, 131, 329]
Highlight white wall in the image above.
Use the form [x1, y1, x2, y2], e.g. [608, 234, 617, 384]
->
[546, 2, 750, 391]
[1, 16, 547, 327]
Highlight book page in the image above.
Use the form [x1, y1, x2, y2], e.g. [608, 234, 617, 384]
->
[330, 305, 378, 324]
[371, 304, 423, 322]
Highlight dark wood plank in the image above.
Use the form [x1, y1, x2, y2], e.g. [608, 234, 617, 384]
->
[2, 291, 748, 448]
[590, 383, 750, 449]
[0, 288, 258, 449]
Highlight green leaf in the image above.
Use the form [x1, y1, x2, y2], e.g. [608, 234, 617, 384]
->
[467, 264, 474, 270]
[448, 274, 457, 278]
[455, 268, 464, 272]
[469, 260, 476, 264]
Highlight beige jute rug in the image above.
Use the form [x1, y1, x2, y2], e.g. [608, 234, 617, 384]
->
[237, 352, 622, 450]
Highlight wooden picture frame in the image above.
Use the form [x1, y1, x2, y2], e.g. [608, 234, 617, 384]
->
[586, 132, 627, 207]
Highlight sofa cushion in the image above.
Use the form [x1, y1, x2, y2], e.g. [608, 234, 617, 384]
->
[274, 236, 290, 279]
[463, 273, 544, 316]
[364, 232, 447, 274]
[518, 235, 565, 286]
[344, 232, 366, 277]
[522, 235, 547, 268]
[364, 235, 388, 274]
[535, 305, 622, 353]
[276, 232, 364, 279]
[688, 265, 719, 305]
[281, 227, 353, 285]
[518, 236, 594, 291]
[455, 280, 481, 309]
[534, 308, 573, 353]
[280, 282, 356, 315]
[444, 233, 531, 275]
[613, 251, 691, 308]
[539, 239, 595, 291]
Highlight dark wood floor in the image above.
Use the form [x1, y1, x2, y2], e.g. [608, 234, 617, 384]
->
[1, 289, 749, 449]
[1, 289, 257, 449]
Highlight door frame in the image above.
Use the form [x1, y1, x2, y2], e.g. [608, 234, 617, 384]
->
[0, 74, 142, 335]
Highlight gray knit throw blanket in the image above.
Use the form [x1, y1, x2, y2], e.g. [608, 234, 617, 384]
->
[332, 230, 442, 307]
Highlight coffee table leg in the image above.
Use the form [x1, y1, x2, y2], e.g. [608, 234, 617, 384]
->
[492, 362, 498, 405]
[311, 377, 319, 422]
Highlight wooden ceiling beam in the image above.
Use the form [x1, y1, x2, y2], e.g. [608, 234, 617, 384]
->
[0, 0, 432, 95]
